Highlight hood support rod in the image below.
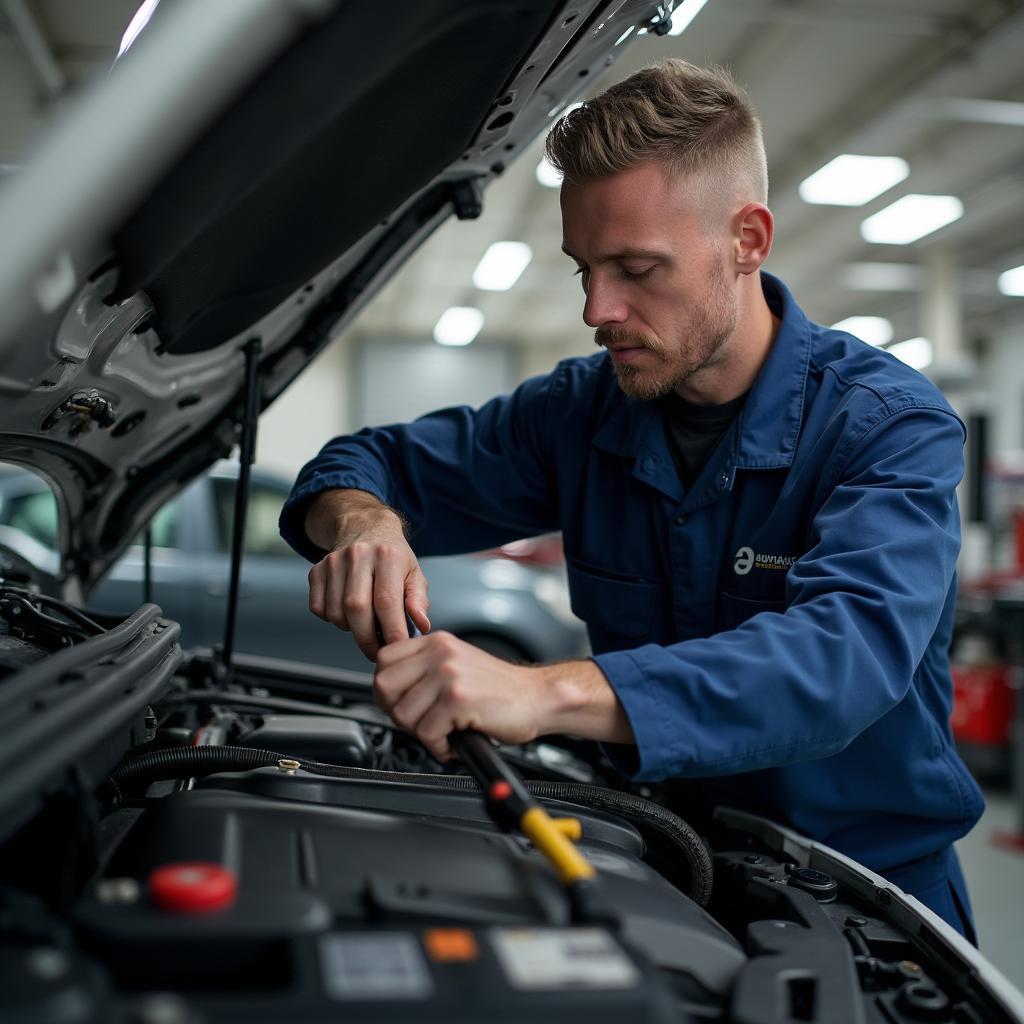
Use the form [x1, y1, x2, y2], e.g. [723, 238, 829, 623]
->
[221, 337, 261, 681]
[143, 528, 152, 604]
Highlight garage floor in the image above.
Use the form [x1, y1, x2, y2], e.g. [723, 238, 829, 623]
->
[956, 787, 1024, 989]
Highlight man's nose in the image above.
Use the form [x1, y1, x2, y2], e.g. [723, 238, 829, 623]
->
[582, 279, 628, 329]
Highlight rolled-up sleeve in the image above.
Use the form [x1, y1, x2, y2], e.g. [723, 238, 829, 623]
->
[596, 404, 965, 781]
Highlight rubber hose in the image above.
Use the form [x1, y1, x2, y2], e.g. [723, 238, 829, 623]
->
[109, 745, 713, 905]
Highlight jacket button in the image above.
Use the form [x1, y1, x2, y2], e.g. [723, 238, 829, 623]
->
[675, 515, 688, 526]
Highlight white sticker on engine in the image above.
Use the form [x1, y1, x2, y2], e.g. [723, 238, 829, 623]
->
[490, 927, 640, 990]
[320, 933, 433, 1000]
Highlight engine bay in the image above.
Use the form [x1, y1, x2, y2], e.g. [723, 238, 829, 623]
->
[0, 585, 1018, 1023]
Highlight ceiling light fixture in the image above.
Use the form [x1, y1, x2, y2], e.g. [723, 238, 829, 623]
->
[997, 264, 1024, 297]
[886, 336, 932, 370]
[473, 242, 533, 291]
[433, 307, 484, 347]
[668, 0, 713, 35]
[831, 316, 894, 347]
[860, 195, 963, 245]
[798, 155, 909, 206]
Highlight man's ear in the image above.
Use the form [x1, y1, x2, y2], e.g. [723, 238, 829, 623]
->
[732, 202, 774, 275]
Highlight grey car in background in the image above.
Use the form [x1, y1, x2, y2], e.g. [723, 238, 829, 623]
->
[0, 462, 586, 671]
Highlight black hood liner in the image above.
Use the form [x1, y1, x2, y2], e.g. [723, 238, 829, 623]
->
[114, 0, 559, 355]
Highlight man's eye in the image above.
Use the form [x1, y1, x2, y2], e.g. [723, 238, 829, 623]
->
[620, 266, 654, 281]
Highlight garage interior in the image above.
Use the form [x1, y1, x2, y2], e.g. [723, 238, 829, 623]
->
[2, 0, 1023, 990]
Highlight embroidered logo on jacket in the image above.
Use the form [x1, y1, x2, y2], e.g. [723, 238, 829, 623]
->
[733, 547, 796, 575]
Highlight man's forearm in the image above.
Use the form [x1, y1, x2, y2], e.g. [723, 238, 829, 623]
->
[537, 658, 635, 744]
[303, 488, 404, 552]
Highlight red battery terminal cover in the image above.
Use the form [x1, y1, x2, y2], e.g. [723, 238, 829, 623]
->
[149, 862, 237, 914]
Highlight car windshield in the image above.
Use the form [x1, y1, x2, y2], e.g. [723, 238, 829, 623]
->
[0, 462, 180, 570]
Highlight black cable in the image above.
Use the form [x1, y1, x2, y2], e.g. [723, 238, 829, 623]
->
[163, 688, 391, 728]
[163, 689, 597, 782]
[35, 594, 105, 635]
[0, 593, 90, 643]
[107, 745, 713, 905]
[0, 588, 105, 638]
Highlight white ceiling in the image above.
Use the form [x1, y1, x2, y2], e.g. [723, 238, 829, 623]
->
[3, 0, 1024, 365]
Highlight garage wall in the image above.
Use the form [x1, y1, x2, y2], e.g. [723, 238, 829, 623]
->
[352, 337, 518, 428]
[255, 333, 353, 480]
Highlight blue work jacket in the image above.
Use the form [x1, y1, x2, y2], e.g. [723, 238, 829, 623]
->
[280, 273, 984, 879]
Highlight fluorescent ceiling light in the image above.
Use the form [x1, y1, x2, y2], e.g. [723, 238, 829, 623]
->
[433, 307, 483, 347]
[886, 336, 932, 370]
[998, 264, 1024, 297]
[860, 195, 963, 245]
[933, 98, 1024, 128]
[118, 0, 161, 57]
[831, 316, 893, 347]
[799, 155, 909, 206]
[668, 0, 713, 35]
[536, 157, 563, 189]
[473, 242, 533, 291]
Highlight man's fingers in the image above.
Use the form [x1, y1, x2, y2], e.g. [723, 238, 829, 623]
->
[405, 568, 431, 634]
[388, 673, 442, 734]
[309, 555, 350, 630]
[374, 547, 412, 645]
[373, 642, 434, 714]
[322, 554, 349, 630]
[341, 550, 379, 660]
[415, 699, 482, 763]
[307, 562, 328, 621]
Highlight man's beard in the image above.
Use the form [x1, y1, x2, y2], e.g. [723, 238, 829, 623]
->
[596, 262, 737, 401]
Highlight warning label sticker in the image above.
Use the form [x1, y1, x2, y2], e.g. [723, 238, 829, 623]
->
[320, 933, 433, 1000]
[490, 927, 640, 990]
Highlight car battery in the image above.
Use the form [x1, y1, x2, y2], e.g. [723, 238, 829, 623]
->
[951, 663, 1015, 746]
[302, 925, 679, 1023]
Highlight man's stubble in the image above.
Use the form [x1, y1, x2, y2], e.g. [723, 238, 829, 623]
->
[597, 257, 737, 402]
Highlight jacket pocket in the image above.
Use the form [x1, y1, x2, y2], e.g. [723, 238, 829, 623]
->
[717, 590, 787, 631]
[566, 556, 659, 650]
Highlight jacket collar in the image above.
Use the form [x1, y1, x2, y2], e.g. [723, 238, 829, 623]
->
[592, 272, 810, 481]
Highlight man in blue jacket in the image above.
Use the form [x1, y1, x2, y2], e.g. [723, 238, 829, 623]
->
[280, 59, 982, 937]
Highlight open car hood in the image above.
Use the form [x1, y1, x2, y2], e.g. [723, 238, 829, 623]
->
[0, 0, 672, 597]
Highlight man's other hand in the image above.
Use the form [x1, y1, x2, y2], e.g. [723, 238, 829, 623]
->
[305, 489, 430, 661]
[373, 632, 635, 760]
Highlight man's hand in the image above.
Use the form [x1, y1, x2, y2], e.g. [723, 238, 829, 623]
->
[373, 631, 635, 760]
[305, 489, 430, 661]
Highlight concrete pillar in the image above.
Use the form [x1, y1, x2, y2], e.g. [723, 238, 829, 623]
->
[920, 245, 964, 368]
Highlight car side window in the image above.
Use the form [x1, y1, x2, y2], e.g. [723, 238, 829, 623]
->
[134, 500, 180, 549]
[0, 467, 180, 553]
[0, 488, 58, 549]
[211, 479, 291, 557]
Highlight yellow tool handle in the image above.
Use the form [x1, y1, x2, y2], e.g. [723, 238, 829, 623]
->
[521, 806, 595, 885]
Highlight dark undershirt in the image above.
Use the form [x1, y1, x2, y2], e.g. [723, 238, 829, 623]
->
[659, 389, 748, 489]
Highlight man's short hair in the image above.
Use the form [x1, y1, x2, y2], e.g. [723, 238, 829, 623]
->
[545, 58, 768, 204]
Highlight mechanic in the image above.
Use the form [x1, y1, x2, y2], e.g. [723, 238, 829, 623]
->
[280, 60, 983, 940]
